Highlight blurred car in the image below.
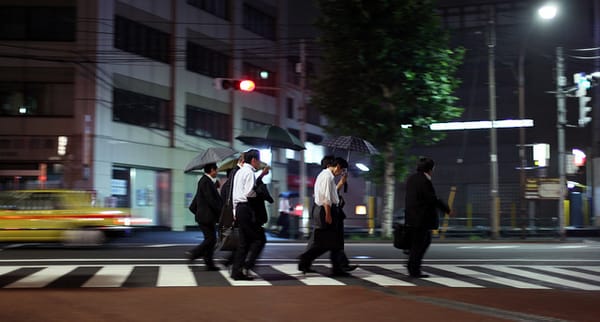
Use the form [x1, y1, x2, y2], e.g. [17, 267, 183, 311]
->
[0, 189, 131, 245]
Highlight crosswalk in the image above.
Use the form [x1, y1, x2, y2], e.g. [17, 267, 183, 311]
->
[1, 263, 599, 290]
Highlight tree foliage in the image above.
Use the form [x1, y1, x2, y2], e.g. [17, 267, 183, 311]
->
[312, 0, 464, 182]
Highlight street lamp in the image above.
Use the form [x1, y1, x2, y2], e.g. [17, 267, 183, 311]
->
[517, 3, 558, 235]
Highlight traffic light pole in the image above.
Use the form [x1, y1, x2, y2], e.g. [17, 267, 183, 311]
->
[556, 47, 567, 240]
[488, 7, 500, 239]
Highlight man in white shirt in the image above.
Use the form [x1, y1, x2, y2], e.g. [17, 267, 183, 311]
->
[230, 149, 268, 281]
[298, 156, 350, 276]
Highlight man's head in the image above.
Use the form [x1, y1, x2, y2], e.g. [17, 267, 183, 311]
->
[323, 156, 347, 176]
[320, 155, 335, 169]
[416, 157, 435, 174]
[203, 163, 218, 178]
[243, 149, 261, 170]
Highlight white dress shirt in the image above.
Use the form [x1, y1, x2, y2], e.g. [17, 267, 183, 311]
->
[232, 163, 257, 211]
[313, 168, 339, 207]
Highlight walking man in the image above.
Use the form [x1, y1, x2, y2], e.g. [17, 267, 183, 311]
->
[231, 149, 268, 280]
[404, 157, 452, 278]
[187, 162, 223, 270]
[298, 156, 350, 276]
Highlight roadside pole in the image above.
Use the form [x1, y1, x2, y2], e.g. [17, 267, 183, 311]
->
[556, 47, 567, 240]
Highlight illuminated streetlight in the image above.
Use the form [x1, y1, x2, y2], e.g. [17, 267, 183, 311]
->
[538, 3, 558, 20]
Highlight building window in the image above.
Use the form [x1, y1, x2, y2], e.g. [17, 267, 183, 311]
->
[242, 63, 276, 96]
[114, 15, 169, 63]
[286, 97, 294, 119]
[186, 42, 230, 77]
[185, 105, 230, 141]
[0, 82, 74, 116]
[113, 88, 169, 130]
[243, 4, 276, 40]
[187, 0, 230, 20]
[0, 6, 75, 41]
[242, 119, 267, 131]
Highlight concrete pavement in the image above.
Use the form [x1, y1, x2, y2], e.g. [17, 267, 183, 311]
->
[0, 285, 596, 321]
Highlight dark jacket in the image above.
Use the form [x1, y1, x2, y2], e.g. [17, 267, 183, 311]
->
[189, 175, 223, 224]
[404, 172, 450, 230]
[248, 177, 273, 225]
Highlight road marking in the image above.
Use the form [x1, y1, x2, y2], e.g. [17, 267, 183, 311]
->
[482, 265, 600, 291]
[351, 266, 415, 286]
[157, 264, 197, 287]
[534, 266, 600, 284]
[5, 265, 77, 288]
[432, 265, 550, 289]
[379, 264, 482, 288]
[271, 264, 344, 286]
[82, 265, 133, 288]
[219, 269, 271, 286]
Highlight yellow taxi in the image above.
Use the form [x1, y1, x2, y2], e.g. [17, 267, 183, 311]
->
[0, 189, 131, 245]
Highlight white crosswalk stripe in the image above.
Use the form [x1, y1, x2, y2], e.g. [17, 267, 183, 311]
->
[82, 265, 134, 288]
[157, 265, 197, 287]
[0, 263, 598, 290]
[5, 265, 78, 288]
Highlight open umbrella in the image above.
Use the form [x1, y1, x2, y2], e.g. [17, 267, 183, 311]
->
[320, 136, 379, 192]
[236, 125, 305, 151]
[320, 136, 379, 155]
[184, 147, 237, 173]
[217, 158, 268, 172]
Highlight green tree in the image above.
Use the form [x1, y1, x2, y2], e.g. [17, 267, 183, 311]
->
[312, 0, 464, 237]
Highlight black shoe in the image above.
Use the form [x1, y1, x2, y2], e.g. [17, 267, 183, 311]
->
[205, 265, 220, 271]
[185, 251, 195, 264]
[231, 274, 254, 281]
[343, 265, 358, 272]
[298, 264, 316, 274]
[409, 273, 430, 278]
[331, 270, 351, 277]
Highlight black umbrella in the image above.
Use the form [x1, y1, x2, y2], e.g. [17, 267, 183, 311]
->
[320, 136, 379, 156]
[236, 125, 305, 151]
[321, 136, 379, 192]
[184, 147, 237, 173]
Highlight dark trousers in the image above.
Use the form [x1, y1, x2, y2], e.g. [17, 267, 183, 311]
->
[407, 228, 432, 276]
[299, 241, 345, 272]
[189, 221, 217, 266]
[298, 205, 346, 272]
[232, 203, 266, 277]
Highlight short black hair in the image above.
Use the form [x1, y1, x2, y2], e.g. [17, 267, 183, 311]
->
[320, 155, 335, 169]
[335, 157, 348, 169]
[203, 163, 217, 173]
[416, 157, 435, 173]
[243, 149, 260, 163]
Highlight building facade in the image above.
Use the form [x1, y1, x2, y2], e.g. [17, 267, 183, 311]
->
[0, 0, 328, 231]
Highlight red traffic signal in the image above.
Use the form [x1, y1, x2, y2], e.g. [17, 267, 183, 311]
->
[214, 78, 256, 92]
[238, 80, 256, 92]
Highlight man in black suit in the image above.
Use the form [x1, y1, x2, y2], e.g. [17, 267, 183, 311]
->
[404, 157, 452, 278]
[187, 162, 223, 270]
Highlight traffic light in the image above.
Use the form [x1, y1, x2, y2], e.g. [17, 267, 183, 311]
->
[574, 72, 591, 97]
[578, 95, 592, 127]
[213, 78, 256, 92]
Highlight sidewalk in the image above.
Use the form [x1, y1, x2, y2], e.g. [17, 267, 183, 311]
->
[1, 285, 596, 321]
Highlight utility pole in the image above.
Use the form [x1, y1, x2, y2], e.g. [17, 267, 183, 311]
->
[488, 6, 500, 239]
[556, 46, 567, 240]
[298, 40, 308, 238]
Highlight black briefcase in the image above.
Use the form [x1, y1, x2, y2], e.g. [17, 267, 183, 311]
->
[393, 223, 410, 250]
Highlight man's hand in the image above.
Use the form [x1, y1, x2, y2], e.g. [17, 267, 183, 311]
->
[324, 204, 333, 224]
[325, 212, 332, 224]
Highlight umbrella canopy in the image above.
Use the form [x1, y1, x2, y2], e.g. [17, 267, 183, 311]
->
[217, 158, 268, 172]
[184, 147, 237, 173]
[320, 136, 379, 155]
[236, 125, 305, 151]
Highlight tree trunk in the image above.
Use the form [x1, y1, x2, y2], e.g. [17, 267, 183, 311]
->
[381, 141, 395, 238]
